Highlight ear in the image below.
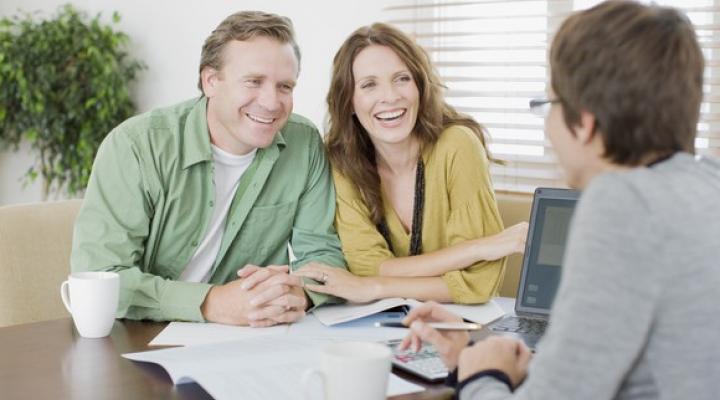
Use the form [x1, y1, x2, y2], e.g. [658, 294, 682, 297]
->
[200, 67, 221, 98]
[575, 110, 597, 145]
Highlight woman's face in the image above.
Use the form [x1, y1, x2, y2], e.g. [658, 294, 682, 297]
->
[351, 45, 420, 148]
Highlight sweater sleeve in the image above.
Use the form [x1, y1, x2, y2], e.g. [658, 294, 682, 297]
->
[440, 126, 505, 304]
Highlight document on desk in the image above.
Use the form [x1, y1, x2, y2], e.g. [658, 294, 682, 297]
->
[149, 322, 288, 346]
[149, 298, 505, 346]
[312, 297, 506, 326]
[150, 314, 409, 346]
[124, 336, 424, 400]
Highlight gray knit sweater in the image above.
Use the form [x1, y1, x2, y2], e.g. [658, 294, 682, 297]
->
[461, 153, 720, 400]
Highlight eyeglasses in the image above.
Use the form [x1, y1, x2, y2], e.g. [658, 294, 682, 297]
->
[529, 98, 561, 117]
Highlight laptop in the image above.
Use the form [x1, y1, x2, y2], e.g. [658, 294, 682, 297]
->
[482, 187, 580, 350]
[382, 188, 579, 381]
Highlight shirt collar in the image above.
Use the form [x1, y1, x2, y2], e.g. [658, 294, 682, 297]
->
[182, 97, 212, 169]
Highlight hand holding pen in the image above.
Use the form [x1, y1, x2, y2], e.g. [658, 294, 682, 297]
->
[395, 301, 472, 371]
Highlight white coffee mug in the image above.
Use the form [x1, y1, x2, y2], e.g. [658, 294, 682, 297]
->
[302, 341, 391, 400]
[60, 271, 119, 338]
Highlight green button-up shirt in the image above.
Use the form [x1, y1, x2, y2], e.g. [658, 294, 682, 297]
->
[71, 97, 347, 322]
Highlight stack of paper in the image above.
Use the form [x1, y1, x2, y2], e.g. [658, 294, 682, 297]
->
[124, 336, 424, 400]
[150, 299, 506, 346]
[150, 314, 409, 347]
[133, 298, 507, 399]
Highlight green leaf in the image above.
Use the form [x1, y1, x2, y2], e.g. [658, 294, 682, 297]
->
[28, 169, 38, 182]
[24, 128, 38, 142]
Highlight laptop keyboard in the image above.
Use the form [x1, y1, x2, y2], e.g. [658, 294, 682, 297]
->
[490, 316, 547, 336]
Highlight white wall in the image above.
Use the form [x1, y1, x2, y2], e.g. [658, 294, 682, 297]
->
[0, 0, 398, 205]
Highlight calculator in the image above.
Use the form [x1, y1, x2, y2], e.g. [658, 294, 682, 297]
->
[383, 339, 449, 382]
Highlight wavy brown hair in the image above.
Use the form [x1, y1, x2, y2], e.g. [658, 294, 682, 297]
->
[326, 23, 490, 225]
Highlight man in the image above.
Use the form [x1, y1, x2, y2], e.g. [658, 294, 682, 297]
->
[400, 1, 720, 399]
[71, 11, 346, 327]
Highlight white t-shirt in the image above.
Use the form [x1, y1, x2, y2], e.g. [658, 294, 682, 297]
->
[179, 144, 257, 283]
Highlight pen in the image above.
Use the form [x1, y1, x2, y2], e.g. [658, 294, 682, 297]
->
[374, 321, 482, 331]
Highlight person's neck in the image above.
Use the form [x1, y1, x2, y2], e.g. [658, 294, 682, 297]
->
[575, 157, 630, 189]
[374, 137, 420, 176]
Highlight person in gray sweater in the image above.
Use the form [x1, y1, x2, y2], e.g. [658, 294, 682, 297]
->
[399, 1, 720, 399]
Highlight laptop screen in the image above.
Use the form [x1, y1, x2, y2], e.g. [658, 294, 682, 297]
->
[516, 188, 579, 315]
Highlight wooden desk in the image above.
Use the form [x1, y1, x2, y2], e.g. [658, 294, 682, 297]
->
[0, 318, 453, 400]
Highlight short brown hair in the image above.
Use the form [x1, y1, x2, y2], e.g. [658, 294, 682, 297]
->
[325, 23, 490, 224]
[197, 11, 301, 92]
[551, 0, 704, 165]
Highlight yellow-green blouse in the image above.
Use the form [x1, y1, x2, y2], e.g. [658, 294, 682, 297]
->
[332, 125, 506, 304]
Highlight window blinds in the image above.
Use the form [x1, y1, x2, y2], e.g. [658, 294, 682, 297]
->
[385, 0, 720, 192]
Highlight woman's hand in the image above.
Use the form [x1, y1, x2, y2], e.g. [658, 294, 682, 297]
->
[293, 263, 381, 303]
[398, 301, 470, 370]
[477, 222, 529, 261]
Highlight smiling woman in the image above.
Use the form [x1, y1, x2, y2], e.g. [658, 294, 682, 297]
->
[308, 23, 529, 305]
[351, 45, 420, 149]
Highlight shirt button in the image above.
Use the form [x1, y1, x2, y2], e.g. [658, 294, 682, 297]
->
[191, 241, 198, 247]
[209, 200, 214, 207]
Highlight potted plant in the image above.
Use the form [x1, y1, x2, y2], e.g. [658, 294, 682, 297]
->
[0, 4, 144, 200]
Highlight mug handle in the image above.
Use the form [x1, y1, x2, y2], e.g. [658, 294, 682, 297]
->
[301, 368, 325, 400]
[60, 280, 72, 314]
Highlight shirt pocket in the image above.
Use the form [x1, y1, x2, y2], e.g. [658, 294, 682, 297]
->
[237, 200, 297, 255]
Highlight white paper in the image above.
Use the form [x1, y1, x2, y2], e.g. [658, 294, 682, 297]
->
[150, 314, 408, 347]
[288, 312, 408, 342]
[124, 336, 424, 400]
[312, 297, 412, 326]
[150, 298, 506, 347]
[312, 297, 506, 326]
[387, 374, 425, 397]
[149, 322, 288, 346]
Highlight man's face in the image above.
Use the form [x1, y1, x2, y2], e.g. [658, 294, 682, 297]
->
[203, 36, 298, 155]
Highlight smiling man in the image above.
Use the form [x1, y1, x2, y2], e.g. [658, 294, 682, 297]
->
[71, 11, 346, 326]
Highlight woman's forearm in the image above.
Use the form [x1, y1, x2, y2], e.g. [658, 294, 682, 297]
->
[378, 238, 484, 277]
[371, 276, 453, 302]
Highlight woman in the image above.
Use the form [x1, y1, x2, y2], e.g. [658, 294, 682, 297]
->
[295, 23, 527, 304]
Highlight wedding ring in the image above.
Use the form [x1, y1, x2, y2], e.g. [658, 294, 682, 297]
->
[321, 273, 328, 283]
